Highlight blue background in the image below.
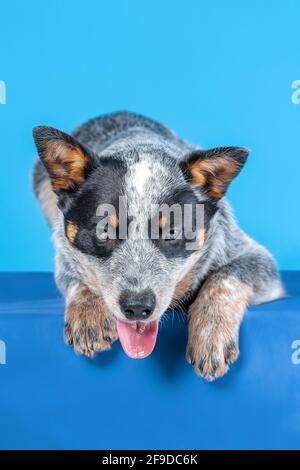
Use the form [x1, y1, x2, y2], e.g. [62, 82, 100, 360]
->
[0, 0, 299, 271]
[0, 271, 300, 450]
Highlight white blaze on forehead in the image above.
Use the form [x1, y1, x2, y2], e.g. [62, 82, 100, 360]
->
[131, 160, 152, 195]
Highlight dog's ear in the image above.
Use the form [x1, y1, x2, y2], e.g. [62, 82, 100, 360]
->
[180, 147, 249, 199]
[33, 126, 94, 192]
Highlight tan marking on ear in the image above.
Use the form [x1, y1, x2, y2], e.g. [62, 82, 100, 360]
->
[108, 213, 119, 228]
[66, 222, 78, 243]
[187, 163, 207, 187]
[188, 156, 239, 199]
[44, 142, 89, 190]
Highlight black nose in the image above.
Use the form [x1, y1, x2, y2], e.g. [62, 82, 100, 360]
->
[120, 290, 156, 320]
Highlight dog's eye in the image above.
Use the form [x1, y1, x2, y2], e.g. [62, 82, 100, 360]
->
[97, 226, 109, 242]
[164, 228, 180, 241]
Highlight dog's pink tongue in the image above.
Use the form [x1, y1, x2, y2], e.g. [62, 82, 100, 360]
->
[116, 320, 158, 359]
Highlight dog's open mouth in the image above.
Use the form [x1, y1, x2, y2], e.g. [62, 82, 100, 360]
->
[116, 320, 159, 359]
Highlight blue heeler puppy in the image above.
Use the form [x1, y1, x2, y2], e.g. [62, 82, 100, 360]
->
[33, 112, 284, 381]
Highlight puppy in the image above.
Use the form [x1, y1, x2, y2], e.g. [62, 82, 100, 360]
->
[33, 112, 283, 380]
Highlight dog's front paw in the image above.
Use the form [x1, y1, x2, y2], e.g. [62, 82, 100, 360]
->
[64, 287, 118, 357]
[186, 335, 239, 381]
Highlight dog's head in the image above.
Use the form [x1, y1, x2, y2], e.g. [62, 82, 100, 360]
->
[33, 126, 248, 357]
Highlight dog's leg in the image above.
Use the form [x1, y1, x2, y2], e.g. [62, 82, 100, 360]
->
[187, 274, 251, 381]
[52, 223, 119, 357]
[186, 249, 283, 381]
[63, 283, 118, 357]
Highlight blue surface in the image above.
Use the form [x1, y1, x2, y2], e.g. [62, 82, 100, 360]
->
[0, 0, 300, 271]
[0, 272, 299, 450]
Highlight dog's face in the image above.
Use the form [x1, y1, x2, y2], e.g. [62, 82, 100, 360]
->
[33, 126, 248, 356]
